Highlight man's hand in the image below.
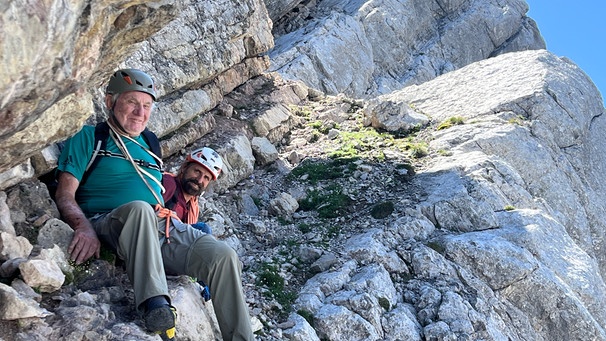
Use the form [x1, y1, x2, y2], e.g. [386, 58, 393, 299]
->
[55, 171, 101, 264]
[68, 224, 100, 264]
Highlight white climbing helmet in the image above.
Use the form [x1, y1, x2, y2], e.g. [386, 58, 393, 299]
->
[186, 147, 223, 180]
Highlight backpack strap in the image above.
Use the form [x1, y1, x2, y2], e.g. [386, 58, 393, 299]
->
[142, 128, 162, 159]
[80, 122, 162, 186]
[79, 122, 110, 187]
[163, 173, 178, 210]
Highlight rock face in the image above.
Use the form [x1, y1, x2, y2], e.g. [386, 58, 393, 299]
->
[1, 1, 176, 175]
[1, 0, 606, 341]
[0, 0, 272, 178]
[364, 50, 606, 340]
[269, 0, 545, 98]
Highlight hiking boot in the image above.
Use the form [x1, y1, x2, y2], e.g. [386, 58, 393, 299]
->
[144, 305, 177, 340]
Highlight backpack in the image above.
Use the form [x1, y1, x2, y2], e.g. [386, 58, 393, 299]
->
[45, 121, 162, 199]
[162, 173, 179, 211]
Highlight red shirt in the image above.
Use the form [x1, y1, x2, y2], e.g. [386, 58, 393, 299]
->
[162, 173, 199, 224]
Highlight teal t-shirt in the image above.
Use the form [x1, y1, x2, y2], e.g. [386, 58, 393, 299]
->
[57, 125, 164, 217]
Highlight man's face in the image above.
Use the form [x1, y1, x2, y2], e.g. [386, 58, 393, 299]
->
[180, 162, 214, 197]
[108, 91, 153, 137]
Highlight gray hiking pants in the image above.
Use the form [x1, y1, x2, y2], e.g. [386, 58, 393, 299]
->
[90, 200, 254, 341]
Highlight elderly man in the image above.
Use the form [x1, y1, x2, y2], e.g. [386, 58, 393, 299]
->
[55, 69, 254, 341]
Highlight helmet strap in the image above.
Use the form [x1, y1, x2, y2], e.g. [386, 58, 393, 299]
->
[107, 94, 147, 137]
[108, 114, 131, 137]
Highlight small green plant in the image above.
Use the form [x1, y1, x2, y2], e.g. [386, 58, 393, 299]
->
[328, 143, 359, 159]
[437, 149, 452, 156]
[65, 246, 116, 285]
[297, 309, 315, 326]
[437, 116, 465, 130]
[408, 143, 428, 158]
[504, 205, 515, 211]
[309, 120, 331, 134]
[67, 258, 95, 284]
[291, 105, 313, 118]
[257, 264, 283, 295]
[426, 241, 445, 254]
[256, 263, 297, 312]
[298, 223, 312, 234]
[378, 297, 391, 311]
[100, 246, 116, 263]
[285, 238, 298, 247]
[325, 224, 342, 239]
[299, 185, 352, 219]
[62, 271, 74, 286]
[370, 201, 395, 219]
[277, 216, 290, 225]
[309, 120, 323, 129]
[318, 192, 351, 219]
[328, 127, 399, 160]
[506, 115, 526, 125]
[298, 190, 320, 211]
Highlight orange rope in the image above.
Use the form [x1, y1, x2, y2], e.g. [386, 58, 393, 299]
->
[154, 204, 180, 243]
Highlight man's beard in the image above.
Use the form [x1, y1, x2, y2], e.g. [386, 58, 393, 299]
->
[181, 178, 204, 196]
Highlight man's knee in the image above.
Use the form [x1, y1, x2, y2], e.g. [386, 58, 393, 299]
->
[215, 242, 238, 263]
[195, 237, 239, 266]
[113, 201, 157, 235]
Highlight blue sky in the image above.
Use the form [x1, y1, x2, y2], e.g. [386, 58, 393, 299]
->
[526, 1, 604, 105]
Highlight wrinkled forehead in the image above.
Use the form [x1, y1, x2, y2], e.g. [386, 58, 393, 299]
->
[118, 90, 154, 104]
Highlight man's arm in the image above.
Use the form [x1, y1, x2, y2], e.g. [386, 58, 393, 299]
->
[55, 171, 100, 264]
